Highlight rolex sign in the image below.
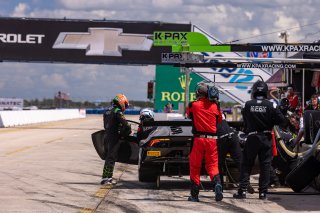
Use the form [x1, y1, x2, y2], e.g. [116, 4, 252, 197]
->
[154, 65, 205, 111]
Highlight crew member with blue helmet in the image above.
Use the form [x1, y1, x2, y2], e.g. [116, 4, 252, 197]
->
[187, 83, 223, 202]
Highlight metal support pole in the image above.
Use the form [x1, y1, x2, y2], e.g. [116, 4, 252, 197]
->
[284, 33, 289, 85]
[184, 67, 190, 116]
[302, 68, 305, 110]
[279, 31, 289, 85]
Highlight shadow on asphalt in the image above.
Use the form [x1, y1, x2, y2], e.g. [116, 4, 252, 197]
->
[266, 191, 320, 212]
[113, 179, 254, 213]
[115, 179, 213, 190]
[116, 179, 320, 212]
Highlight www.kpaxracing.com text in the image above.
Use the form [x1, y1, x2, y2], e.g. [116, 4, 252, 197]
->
[261, 45, 320, 52]
[237, 63, 297, 69]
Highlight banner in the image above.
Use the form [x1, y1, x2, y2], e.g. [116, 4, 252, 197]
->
[0, 98, 23, 110]
[191, 26, 271, 105]
[153, 31, 320, 53]
[0, 17, 191, 64]
[154, 65, 205, 110]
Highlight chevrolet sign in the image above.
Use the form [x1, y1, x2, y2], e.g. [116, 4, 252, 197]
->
[53, 28, 153, 57]
[0, 33, 45, 44]
[0, 18, 191, 64]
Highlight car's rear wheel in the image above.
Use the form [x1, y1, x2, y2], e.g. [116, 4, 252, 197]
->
[138, 165, 158, 182]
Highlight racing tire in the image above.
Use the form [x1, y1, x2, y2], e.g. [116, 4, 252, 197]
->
[138, 165, 158, 182]
[304, 111, 320, 144]
[312, 150, 320, 191]
[285, 149, 320, 192]
[312, 174, 320, 192]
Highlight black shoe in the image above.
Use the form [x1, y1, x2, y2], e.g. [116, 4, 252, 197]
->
[274, 182, 281, 188]
[188, 196, 199, 202]
[259, 192, 267, 200]
[269, 182, 281, 188]
[269, 178, 281, 188]
[247, 185, 255, 194]
[100, 177, 116, 185]
[189, 181, 200, 202]
[233, 190, 246, 199]
[215, 184, 223, 201]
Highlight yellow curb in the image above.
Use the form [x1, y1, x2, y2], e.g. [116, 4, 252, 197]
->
[5, 146, 33, 155]
[95, 184, 112, 198]
[80, 208, 94, 213]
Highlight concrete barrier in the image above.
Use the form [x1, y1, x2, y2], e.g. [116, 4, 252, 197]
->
[0, 109, 86, 128]
[154, 113, 184, 121]
[86, 108, 140, 115]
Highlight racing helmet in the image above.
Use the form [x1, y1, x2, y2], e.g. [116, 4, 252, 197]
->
[113, 94, 129, 111]
[279, 98, 289, 115]
[251, 80, 268, 99]
[195, 83, 208, 99]
[208, 85, 219, 102]
[139, 108, 154, 122]
[279, 98, 290, 110]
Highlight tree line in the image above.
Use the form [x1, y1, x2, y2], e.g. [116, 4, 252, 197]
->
[23, 98, 154, 109]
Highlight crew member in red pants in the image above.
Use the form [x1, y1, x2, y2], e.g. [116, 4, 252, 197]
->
[187, 83, 223, 202]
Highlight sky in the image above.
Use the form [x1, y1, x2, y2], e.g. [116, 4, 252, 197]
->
[1, 0, 320, 102]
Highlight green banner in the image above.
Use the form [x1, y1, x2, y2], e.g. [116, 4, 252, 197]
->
[153, 31, 320, 52]
[153, 31, 230, 52]
[154, 31, 209, 46]
[154, 65, 205, 111]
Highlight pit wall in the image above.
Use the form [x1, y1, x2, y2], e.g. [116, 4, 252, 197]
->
[0, 109, 86, 127]
[154, 113, 184, 120]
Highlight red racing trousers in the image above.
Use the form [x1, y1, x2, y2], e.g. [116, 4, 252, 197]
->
[189, 137, 219, 186]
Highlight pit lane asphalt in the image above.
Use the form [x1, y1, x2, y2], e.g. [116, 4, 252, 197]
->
[0, 115, 319, 213]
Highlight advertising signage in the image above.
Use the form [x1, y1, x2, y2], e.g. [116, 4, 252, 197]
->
[0, 98, 23, 110]
[154, 65, 205, 111]
[153, 31, 320, 53]
[0, 17, 191, 65]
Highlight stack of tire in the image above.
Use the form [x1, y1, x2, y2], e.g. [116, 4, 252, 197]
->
[285, 111, 320, 192]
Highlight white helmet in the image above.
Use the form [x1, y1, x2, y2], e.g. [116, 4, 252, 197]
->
[139, 108, 154, 121]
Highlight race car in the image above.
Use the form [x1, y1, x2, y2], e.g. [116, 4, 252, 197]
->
[138, 120, 194, 187]
[92, 111, 320, 191]
[92, 118, 254, 189]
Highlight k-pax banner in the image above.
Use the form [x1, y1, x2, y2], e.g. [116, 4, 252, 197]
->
[0, 17, 191, 64]
[155, 65, 205, 111]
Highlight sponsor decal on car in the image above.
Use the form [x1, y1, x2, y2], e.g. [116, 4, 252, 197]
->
[147, 151, 161, 157]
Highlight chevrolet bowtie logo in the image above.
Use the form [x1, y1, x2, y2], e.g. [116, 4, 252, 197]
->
[53, 28, 153, 56]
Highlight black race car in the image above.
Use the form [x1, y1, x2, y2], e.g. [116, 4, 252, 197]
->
[92, 118, 257, 189]
[92, 111, 320, 191]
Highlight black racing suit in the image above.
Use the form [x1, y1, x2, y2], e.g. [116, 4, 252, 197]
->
[240, 98, 286, 194]
[102, 106, 131, 179]
[217, 120, 242, 186]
